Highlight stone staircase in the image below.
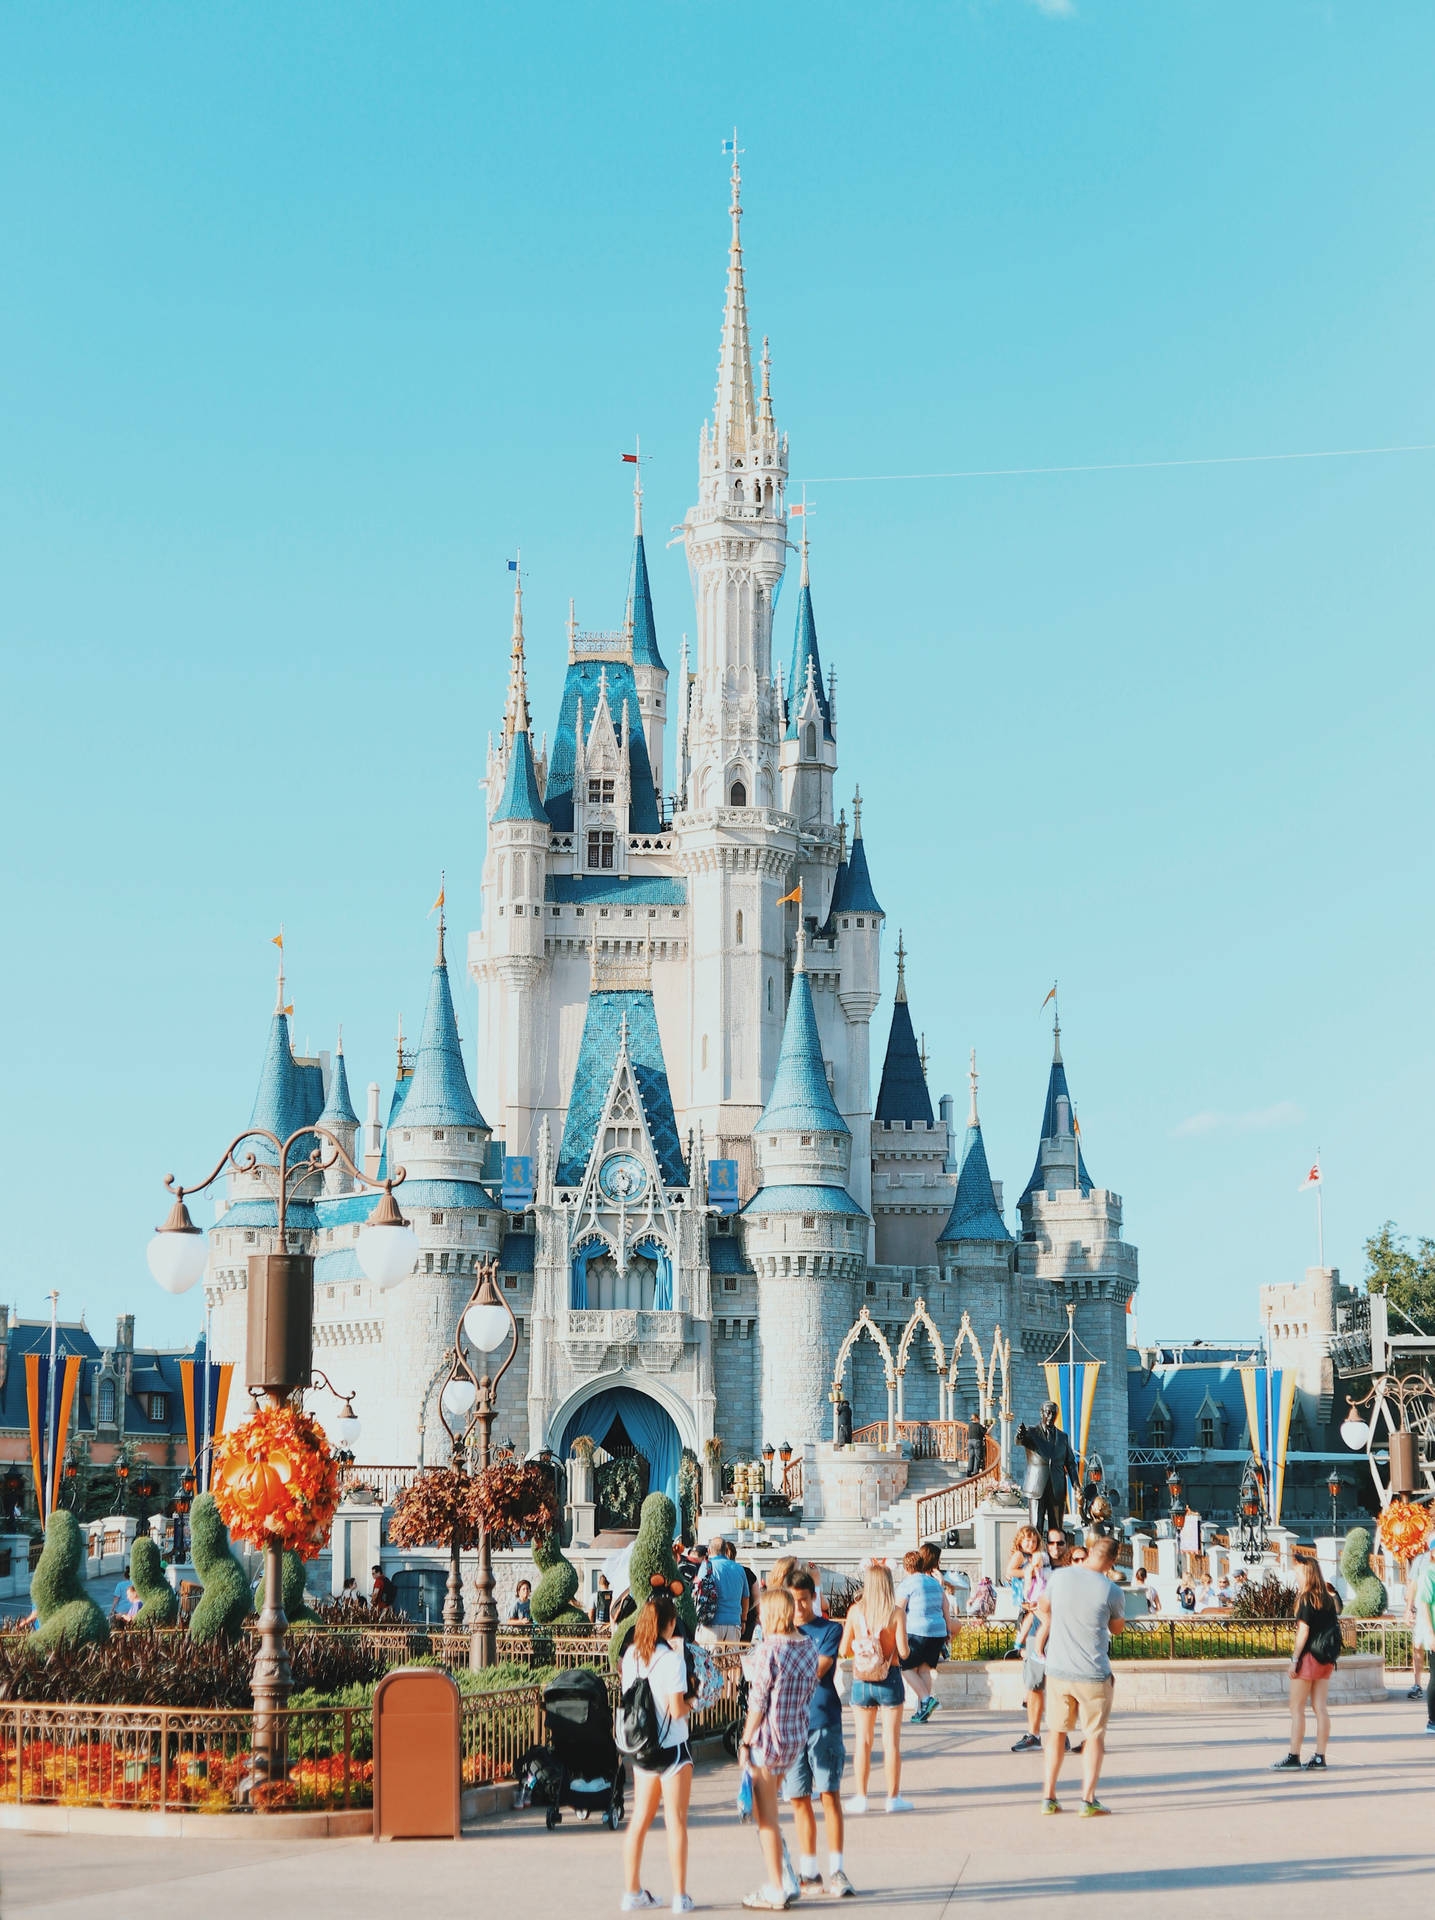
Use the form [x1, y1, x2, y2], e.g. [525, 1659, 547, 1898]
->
[778, 1459, 971, 1572]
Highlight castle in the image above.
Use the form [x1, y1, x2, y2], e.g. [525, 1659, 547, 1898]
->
[203, 155, 1139, 1512]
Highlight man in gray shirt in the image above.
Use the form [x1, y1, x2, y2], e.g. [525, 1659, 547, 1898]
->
[1034, 1532, 1124, 1816]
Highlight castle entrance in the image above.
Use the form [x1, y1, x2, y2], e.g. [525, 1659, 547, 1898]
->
[560, 1385, 682, 1528]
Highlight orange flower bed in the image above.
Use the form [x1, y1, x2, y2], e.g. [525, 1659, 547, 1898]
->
[0, 1737, 372, 1813]
[213, 1405, 341, 1560]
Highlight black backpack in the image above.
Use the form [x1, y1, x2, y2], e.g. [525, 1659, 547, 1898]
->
[617, 1669, 677, 1772]
[1306, 1607, 1342, 1667]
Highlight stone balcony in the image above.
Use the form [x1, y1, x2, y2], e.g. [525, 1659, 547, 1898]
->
[559, 1308, 689, 1373]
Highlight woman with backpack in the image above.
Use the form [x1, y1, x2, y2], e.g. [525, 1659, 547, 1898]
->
[619, 1584, 697, 1912]
[737, 1585, 821, 1911]
[838, 1560, 911, 1814]
[1271, 1559, 1344, 1773]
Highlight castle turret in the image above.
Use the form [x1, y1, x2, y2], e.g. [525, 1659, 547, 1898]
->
[743, 931, 865, 1445]
[779, 527, 838, 879]
[825, 788, 883, 1220]
[626, 461, 668, 794]
[317, 1029, 361, 1195]
[389, 913, 491, 1184]
[870, 935, 955, 1264]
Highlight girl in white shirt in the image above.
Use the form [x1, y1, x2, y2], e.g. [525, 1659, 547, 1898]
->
[620, 1585, 696, 1914]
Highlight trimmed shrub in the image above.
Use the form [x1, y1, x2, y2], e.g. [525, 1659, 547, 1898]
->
[678, 1449, 699, 1547]
[609, 1492, 696, 1668]
[282, 1547, 320, 1625]
[1231, 1573, 1297, 1620]
[31, 1510, 109, 1652]
[530, 1532, 586, 1627]
[129, 1535, 179, 1627]
[1339, 1526, 1387, 1616]
[188, 1494, 254, 1644]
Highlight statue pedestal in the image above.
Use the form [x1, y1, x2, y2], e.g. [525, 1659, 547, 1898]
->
[330, 1502, 384, 1598]
[975, 1495, 1028, 1584]
[568, 1500, 597, 1549]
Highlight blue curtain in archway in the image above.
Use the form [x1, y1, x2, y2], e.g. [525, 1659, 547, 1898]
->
[570, 1241, 603, 1309]
[632, 1239, 673, 1311]
[561, 1387, 682, 1507]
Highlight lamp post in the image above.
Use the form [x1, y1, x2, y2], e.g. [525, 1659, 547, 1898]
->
[441, 1260, 518, 1671]
[1327, 1470, 1342, 1538]
[149, 1122, 414, 1792]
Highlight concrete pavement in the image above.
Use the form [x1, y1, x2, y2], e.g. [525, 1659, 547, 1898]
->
[4, 1693, 1432, 1918]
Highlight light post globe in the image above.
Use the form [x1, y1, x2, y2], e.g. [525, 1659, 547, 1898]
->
[147, 1196, 209, 1294]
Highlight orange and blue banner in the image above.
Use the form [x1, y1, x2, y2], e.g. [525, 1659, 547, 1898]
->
[179, 1359, 234, 1484]
[1043, 1358, 1101, 1487]
[1239, 1365, 1298, 1524]
[24, 1352, 83, 1522]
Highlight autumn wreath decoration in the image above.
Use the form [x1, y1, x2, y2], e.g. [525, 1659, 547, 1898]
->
[1377, 1498, 1433, 1563]
[211, 1405, 341, 1561]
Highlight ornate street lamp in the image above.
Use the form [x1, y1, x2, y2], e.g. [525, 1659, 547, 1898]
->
[114, 1459, 131, 1517]
[1327, 1469, 1342, 1537]
[1238, 1460, 1268, 1559]
[444, 1260, 518, 1669]
[151, 1122, 409, 1791]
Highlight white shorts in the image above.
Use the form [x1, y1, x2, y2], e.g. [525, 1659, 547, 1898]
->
[634, 1740, 693, 1780]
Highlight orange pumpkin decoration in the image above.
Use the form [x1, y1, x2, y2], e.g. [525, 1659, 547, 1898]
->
[212, 1405, 341, 1561]
[1377, 1497, 1433, 1564]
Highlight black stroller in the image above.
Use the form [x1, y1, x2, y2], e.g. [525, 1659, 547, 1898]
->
[517, 1668, 626, 1831]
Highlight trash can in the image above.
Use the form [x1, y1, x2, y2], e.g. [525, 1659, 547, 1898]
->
[373, 1666, 461, 1840]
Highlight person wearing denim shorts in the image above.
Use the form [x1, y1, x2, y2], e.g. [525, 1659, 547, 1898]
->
[783, 1570, 854, 1897]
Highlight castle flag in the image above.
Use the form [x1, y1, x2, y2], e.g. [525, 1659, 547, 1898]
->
[1043, 1357, 1101, 1489]
[1239, 1365, 1297, 1524]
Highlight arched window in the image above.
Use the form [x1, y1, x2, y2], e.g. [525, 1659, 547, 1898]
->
[729, 781, 746, 808]
[97, 1377, 116, 1425]
[805, 723, 816, 757]
[735, 910, 744, 946]
[767, 976, 774, 1013]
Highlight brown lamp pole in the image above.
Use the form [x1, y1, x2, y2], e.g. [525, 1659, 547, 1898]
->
[151, 1123, 413, 1794]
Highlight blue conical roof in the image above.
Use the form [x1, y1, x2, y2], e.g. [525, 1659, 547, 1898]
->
[1018, 1045, 1093, 1203]
[875, 994, 932, 1126]
[318, 1045, 359, 1131]
[830, 824, 882, 916]
[939, 1122, 1013, 1243]
[629, 532, 664, 671]
[756, 969, 848, 1137]
[247, 1012, 316, 1162]
[556, 989, 686, 1187]
[492, 727, 548, 824]
[784, 576, 832, 742]
[398, 949, 486, 1130]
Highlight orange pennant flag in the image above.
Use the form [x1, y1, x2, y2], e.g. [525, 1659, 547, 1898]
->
[777, 882, 803, 907]
[431, 887, 445, 914]
[272, 931, 284, 950]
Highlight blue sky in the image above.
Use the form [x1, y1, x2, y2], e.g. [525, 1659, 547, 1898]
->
[2, 1, 1432, 1351]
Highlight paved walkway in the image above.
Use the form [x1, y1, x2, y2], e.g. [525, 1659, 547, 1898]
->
[5, 1694, 1432, 1918]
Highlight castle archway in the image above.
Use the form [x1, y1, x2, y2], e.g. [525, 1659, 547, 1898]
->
[550, 1372, 693, 1512]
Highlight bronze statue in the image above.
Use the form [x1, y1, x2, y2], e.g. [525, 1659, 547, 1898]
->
[1016, 1400, 1078, 1535]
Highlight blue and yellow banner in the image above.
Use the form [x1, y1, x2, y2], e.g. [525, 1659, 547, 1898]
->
[1239, 1365, 1298, 1524]
[179, 1360, 234, 1483]
[1043, 1358, 1101, 1487]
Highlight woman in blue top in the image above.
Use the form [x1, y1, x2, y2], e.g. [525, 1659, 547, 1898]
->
[896, 1549, 949, 1724]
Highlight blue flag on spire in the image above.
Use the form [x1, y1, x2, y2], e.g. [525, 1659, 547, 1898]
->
[507, 559, 518, 572]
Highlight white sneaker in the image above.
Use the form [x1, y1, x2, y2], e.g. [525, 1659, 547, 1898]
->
[672, 1898, 695, 1914]
[841, 1795, 868, 1815]
[885, 1795, 913, 1813]
[621, 1896, 662, 1912]
[781, 1842, 801, 1901]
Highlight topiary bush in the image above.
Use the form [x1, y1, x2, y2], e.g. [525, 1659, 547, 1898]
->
[128, 1535, 179, 1627]
[678, 1448, 699, 1547]
[188, 1493, 254, 1644]
[282, 1547, 320, 1625]
[530, 1532, 587, 1627]
[609, 1491, 696, 1668]
[31, 1509, 109, 1652]
[1339, 1526, 1387, 1616]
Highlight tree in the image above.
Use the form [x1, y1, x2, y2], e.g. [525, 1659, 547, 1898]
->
[1364, 1222, 1435, 1335]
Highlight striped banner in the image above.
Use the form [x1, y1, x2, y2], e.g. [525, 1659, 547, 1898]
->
[179, 1360, 235, 1484]
[24, 1353, 83, 1523]
[1239, 1365, 1298, 1524]
[1043, 1358, 1102, 1493]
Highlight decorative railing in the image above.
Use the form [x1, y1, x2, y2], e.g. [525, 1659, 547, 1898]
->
[337, 1464, 421, 1507]
[781, 1459, 803, 1503]
[914, 1466, 1000, 1543]
[0, 1649, 745, 1818]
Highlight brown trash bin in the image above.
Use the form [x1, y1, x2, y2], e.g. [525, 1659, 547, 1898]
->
[373, 1666, 462, 1840]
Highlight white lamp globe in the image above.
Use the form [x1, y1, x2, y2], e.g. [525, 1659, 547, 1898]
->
[464, 1299, 512, 1354]
[440, 1377, 478, 1423]
[331, 1405, 361, 1451]
[357, 1220, 418, 1289]
[1339, 1418, 1370, 1451]
[147, 1198, 208, 1295]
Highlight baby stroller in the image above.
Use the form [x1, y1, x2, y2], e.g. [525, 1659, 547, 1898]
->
[518, 1667, 626, 1831]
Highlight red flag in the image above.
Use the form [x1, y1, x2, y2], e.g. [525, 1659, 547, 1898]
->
[621, 453, 639, 463]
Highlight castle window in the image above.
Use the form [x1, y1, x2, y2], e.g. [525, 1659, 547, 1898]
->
[244, 1231, 255, 1244]
[146, 1393, 168, 1423]
[736, 910, 744, 945]
[96, 1379, 116, 1425]
[434, 1130, 444, 1140]
[1198, 1415, 1217, 1448]
[587, 777, 614, 804]
[431, 1212, 444, 1225]
[729, 781, 747, 807]
[767, 977, 774, 1012]
[805, 723, 816, 757]
[587, 830, 615, 870]
[803, 1216, 816, 1230]
[504, 1273, 517, 1290]
[801, 1135, 812, 1146]
[467, 1132, 476, 1142]
[724, 1276, 738, 1291]
[702, 1035, 709, 1070]
[856, 917, 865, 928]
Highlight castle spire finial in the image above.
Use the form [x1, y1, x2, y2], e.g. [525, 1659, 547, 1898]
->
[759, 334, 775, 432]
[794, 919, 807, 975]
[852, 785, 863, 837]
[632, 433, 643, 536]
[272, 922, 286, 1016]
[395, 1010, 407, 1080]
[432, 870, 447, 966]
[969, 1047, 979, 1127]
[714, 129, 756, 455]
[504, 556, 532, 744]
[838, 806, 847, 862]
[894, 930, 907, 1004]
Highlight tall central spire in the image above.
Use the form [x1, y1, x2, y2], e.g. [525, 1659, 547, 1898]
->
[714, 130, 756, 458]
[503, 561, 531, 746]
